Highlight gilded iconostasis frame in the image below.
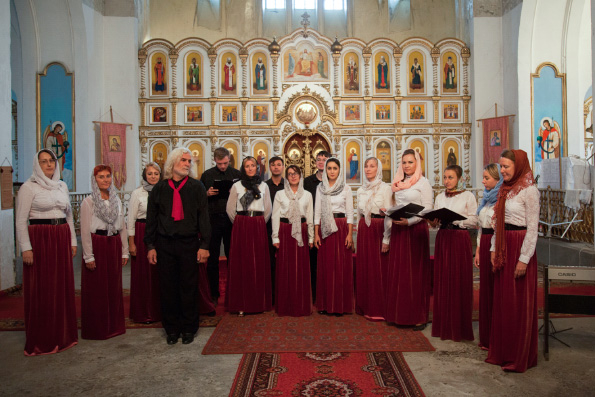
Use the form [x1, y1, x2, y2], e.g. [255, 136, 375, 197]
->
[138, 24, 471, 189]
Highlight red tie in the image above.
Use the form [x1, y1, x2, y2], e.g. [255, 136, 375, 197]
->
[168, 177, 188, 221]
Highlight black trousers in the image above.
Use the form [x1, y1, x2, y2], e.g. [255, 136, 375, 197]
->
[207, 213, 233, 297]
[156, 235, 200, 335]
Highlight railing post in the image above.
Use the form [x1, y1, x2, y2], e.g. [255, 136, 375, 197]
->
[546, 186, 552, 238]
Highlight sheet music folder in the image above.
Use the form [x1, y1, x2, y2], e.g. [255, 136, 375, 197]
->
[386, 203, 425, 220]
[213, 179, 234, 198]
[421, 208, 467, 224]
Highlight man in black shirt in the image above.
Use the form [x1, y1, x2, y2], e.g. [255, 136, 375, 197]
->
[200, 147, 241, 302]
[302, 150, 330, 302]
[146, 148, 211, 345]
[265, 156, 284, 301]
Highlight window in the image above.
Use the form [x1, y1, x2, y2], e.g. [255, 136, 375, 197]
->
[324, 0, 345, 10]
[265, 0, 285, 9]
[294, 0, 316, 9]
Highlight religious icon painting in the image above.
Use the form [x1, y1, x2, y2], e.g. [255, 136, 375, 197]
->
[343, 103, 362, 123]
[220, 105, 239, 124]
[108, 136, 122, 152]
[185, 105, 204, 124]
[253, 142, 270, 180]
[251, 104, 270, 124]
[251, 52, 269, 95]
[489, 130, 502, 147]
[442, 51, 458, 94]
[283, 45, 329, 82]
[149, 105, 168, 124]
[150, 52, 168, 96]
[188, 142, 204, 179]
[375, 141, 392, 183]
[442, 139, 460, 171]
[343, 51, 360, 95]
[373, 51, 391, 95]
[407, 139, 427, 176]
[407, 103, 426, 122]
[441, 102, 460, 121]
[373, 103, 393, 122]
[220, 52, 238, 96]
[408, 50, 425, 94]
[223, 141, 239, 169]
[152, 142, 168, 174]
[185, 52, 202, 96]
[345, 141, 361, 184]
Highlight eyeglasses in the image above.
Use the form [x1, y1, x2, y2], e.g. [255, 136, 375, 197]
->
[39, 159, 57, 166]
[287, 172, 299, 177]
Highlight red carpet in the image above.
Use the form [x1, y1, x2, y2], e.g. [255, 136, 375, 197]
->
[230, 351, 425, 397]
[202, 311, 435, 355]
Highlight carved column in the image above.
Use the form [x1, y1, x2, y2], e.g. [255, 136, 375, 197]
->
[332, 53, 340, 97]
[140, 102, 147, 127]
[362, 46, 372, 97]
[169, 49, 179, 98]
[395, 99, 402, 124]
[462, 46, 470, 96]
[172, 100, 178, 125]
[241, 102, 248, 125]
[271, 53, 279, 97]
[208, 47, 217, 97]
[394, 45, 402, 96]
[395, 134, 403, 166]
[140, 137, 149, 167]
[138, 48, 148, 98]
[463, 134, 471, 187]
[239, 47, 248, 98]
[432, 132, 441, 187]
[431, 46, 440, 96]
[209, 99, 217, 126]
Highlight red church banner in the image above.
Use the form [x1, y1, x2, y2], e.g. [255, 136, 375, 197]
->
[100, 122, 127, 189]
[482, 116, 510, 167]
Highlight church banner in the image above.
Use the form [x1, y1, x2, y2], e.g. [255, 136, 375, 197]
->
[100, 123, 127, 189]
[482, 116, 509, 167]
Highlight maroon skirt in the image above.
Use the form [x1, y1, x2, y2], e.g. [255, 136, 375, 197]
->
[486, 230, 538, 373]
[316, 218, 354, 314]
[130, 221, 161, 322]
[275, 222, 312, 317]
[385, 221, 431, 325]
[23, 223, 77, 356]
[478, 232, 495, 349]
[355, 218, 389, 319]
[198, 261, 216, 314]
[81, 233, 125, 340]
[431, 228, 474, 341]
[226, 215, 272, 313]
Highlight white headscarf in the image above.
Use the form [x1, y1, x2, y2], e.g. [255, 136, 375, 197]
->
[318, 158, 345, 239]
[360, 157, 384, 227]
[29, 149, 71, 211]
[91, 169, 120, 236]
[283, 172, 305, 246]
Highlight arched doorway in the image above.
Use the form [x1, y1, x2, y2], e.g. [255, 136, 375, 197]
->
[283, 130, 331, 177]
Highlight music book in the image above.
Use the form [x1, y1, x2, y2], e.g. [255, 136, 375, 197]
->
[385, 203, 425, 220]
[213, 179, 234, 197]
[421, 208, 467, 224]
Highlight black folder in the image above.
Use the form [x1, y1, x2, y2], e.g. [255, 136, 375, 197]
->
[386, 203, 425, 220]
[421, 208, 467, 224]
[213, 179, 234, 198]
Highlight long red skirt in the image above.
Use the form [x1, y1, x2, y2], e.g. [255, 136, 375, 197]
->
[275, 222, 312, 317]
[355, 218, 389, 319]
[23, 223, 78, 356]
[226, 215, 272, 313]
[478, 232, 495, 349]
[385, 221, 431, 325]
[486, 230, 538, 372]
[431, 228, 474, 341]
[129, 221, 161, 322]
[81, 233, 125, 340]
[316, 218, 354, 314]
[198, 261, 216, 314]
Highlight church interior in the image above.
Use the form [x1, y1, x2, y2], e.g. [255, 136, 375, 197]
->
[1, 0, 595, 395]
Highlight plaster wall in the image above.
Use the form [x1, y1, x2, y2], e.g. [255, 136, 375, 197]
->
[501, 2, 521, 149]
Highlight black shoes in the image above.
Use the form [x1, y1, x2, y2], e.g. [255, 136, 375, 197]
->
[182, 333, 195, 344]
[413, 323, 427, 331]
[166, 333, 179, 345]
[166, 332, 195, 344]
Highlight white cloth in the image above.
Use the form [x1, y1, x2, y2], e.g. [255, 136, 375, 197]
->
[226, 181, 272, 223]
[127, 187, 148, 236]
[15, 181, 77, 252]
[564, 189, 581, 211]
[357, 183, 393, 245]
[271, 190, 314, 245]
[433, 191, 478, 229]
[314, 184, 354, 225]
[80, 196, 129, 263]
[476, 203, 495, 247]
[490, 185, 540, 264]
[391, 176, 434, 226]
[580, 189, 593, 205]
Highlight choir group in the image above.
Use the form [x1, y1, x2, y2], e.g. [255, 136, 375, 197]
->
[16, 146, 539, 373]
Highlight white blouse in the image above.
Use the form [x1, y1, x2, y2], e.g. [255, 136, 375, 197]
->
[271, 190, 314, 245]
[357, 183, 393, 245]
[15, 180, 77, 252]
[476, 203, 495, 247]
[127, 187, 148, 236]
[80, 196, 129, 264]
[433, 191, 478, 229]
[392, 176, 434, 226]
[226, 181, 272, 223]
[490, 185, 540, 264]
[314, 184, 354, 225]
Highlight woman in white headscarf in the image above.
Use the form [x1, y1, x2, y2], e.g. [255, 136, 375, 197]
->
[314, 158, 354, 316]
[271, 165, 314, 317]
[16, 149, 78, 356]
[80, 165, 129, 340]
[355, 157, 393, 320]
